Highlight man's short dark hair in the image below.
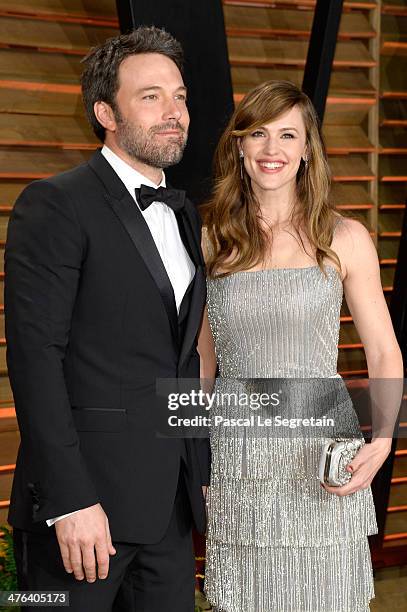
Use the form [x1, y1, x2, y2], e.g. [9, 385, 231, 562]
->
[80, 26, 184, 142]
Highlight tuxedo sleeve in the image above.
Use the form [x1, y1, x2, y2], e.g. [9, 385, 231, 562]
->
[195, 438, 211, 486]
[186, 198, 212, 486]
[5, 180, 99, 522]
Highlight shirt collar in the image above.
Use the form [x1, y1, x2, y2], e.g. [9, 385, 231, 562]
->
[101, 145, 166, 196]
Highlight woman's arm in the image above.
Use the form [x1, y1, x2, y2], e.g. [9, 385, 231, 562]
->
[197, 305, 217, 381]
[197, 229, 217, 498]
[195, 309, 216, 498]
[323, 218, 403, 496]
[337, 218, 402, 378]
[199, 227, 217, 382]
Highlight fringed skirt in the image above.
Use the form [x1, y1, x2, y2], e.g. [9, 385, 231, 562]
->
[204, 436, 377, 612]
[205, 536, 374, 612]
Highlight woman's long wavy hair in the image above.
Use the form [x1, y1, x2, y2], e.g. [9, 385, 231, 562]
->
[201, 80, 340, 278]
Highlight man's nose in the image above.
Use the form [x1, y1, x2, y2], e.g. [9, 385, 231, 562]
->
[162, 97, 182, 121]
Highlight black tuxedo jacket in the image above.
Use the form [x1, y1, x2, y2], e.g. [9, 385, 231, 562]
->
[5, 149, 209, 543]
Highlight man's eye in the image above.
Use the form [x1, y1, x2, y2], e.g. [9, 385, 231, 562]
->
[175, 94, 187, 101]
[143, 94, 158, 100]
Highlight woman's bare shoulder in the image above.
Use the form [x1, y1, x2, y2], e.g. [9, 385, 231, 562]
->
[333, 215, 372, 245]
[332, 215, 377, 277]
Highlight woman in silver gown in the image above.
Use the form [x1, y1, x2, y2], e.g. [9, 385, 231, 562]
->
[197, 81, 403, 611]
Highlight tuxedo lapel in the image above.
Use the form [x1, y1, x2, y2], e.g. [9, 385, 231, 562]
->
[88, 150, 179, 344]
[174, 206, 203, 270]
[178, 265, 206, 371]
[175, 202, 206, 370]
[108, 192, 179, 343]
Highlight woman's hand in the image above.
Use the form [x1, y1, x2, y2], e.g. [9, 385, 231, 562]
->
[321, 438, 392, 497]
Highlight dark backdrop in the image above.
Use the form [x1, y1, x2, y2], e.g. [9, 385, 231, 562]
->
[116, 0, 234, 203]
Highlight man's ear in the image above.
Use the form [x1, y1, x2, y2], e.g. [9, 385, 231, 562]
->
[94, 101, 117, 133]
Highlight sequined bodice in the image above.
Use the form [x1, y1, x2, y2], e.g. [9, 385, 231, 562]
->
[206, 265, 343, 378]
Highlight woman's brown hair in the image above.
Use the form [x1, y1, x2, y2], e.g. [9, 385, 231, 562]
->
[201, 80, 340, 278]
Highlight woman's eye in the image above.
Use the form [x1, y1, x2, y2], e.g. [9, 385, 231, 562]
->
[251, 130, 265, 137]
[282, 133, 295, 139]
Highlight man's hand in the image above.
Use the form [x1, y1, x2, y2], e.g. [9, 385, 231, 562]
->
[55, 503, 116, 582]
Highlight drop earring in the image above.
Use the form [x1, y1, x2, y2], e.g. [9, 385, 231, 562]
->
[303, 155, 309, 168]
[239, 150, 244, 179]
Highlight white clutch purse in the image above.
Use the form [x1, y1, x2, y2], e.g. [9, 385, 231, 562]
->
[318, 438, 363, 486]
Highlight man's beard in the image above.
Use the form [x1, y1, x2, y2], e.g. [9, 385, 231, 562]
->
[113, 108, 188, 169]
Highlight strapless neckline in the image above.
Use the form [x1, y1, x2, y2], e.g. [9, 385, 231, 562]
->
[209, 264, 341, 280]
[206, 262, 343, 378]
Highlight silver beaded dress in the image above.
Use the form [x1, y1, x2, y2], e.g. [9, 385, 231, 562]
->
[204, 265, 377, 612]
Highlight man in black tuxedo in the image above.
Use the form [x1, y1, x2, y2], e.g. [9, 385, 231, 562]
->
[5, 26, 209, 611]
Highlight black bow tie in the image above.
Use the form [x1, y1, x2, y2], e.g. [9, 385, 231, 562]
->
[135, 184, 186, 213]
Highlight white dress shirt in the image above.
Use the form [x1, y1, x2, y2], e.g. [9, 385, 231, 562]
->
[102, 145, 195, 312]
[47, 145, 195, 526]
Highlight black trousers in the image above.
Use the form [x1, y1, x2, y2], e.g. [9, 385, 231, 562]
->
[13, 465, 195, 612]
